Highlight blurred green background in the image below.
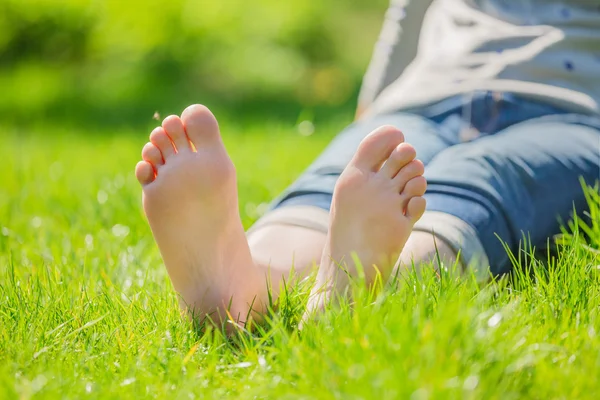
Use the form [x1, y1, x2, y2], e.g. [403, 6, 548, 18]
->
[0, 0, 388, 130]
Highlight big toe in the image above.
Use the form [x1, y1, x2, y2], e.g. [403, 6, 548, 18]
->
[350, 125, 405, 172]
[181, 104, 221, 149]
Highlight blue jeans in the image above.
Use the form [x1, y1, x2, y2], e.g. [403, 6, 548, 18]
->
[270, 92, 600, 275]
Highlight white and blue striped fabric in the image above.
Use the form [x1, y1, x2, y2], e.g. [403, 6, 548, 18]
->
[359, 0, 600, 117]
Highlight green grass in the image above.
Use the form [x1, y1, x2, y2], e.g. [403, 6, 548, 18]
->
[1, 120, 599, 399]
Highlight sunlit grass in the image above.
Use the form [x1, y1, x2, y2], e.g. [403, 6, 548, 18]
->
[1, 122, 599, 399]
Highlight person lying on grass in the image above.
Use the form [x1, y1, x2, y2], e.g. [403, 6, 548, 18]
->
[134, 0, 600, 328]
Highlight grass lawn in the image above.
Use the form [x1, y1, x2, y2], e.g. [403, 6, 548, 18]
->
[1, 117, 599, 399]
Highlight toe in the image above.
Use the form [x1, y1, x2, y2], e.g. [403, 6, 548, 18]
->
[142, 142, 164, 169]
[405, 196, 426, 223]
[400, 176, 427, 210]
[380, 143, 417, 178]
[181, 104, 221, 149]
[393, 159, 425, 191]
[162, 115, 192, 152]
[135, 161, 155, 185]
[350, 125, 405, 172]
[150, 127, 176, 159]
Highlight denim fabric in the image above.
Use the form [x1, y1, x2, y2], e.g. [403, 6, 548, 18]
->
[272, 92, 600, 274]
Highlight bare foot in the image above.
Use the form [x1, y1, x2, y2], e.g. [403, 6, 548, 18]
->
[135, 105, 264, 327]
[307, 125, 427, 313]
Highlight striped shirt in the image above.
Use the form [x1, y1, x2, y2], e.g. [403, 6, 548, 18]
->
[359, 0, 600, 117]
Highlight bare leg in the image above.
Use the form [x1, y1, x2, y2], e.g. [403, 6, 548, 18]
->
[247, 217, 461, 304]
[397, 231, 461, 273]
[248, 222, 326, 277]
[247, 208, 328, 298]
